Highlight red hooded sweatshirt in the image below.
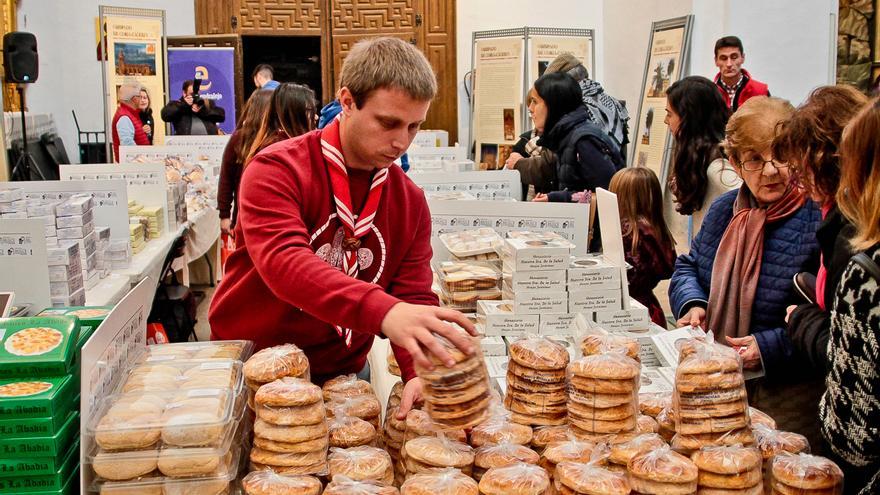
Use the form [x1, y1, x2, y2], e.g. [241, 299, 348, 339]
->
[208, 128, 434, 384]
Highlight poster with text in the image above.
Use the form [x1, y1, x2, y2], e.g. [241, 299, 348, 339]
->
[104, 14, 166, 148]
[632, 26, 684, 178]
[529, 36, 593, 86]
[473, 37, 524, 170]
[168, 47, 236, 135]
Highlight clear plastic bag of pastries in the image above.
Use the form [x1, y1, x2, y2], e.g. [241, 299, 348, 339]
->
[240, 470, 322, 495]
[554, 459, 631, 495]
[133, 340, 253, 364]
[401, 433, 475, 478]
[752, 424, 811, 491]
[323, 373, 374, 402]
[505, 335, 570, 427]
[627, 444, 699, 495]
[473, 442, 540, 481]
[328, 445, 395, 486]
[469, 401, 533, 447]
[566, 349, 640, 441]
[325, 474, 401, 494]
[244, 343, 311, 409]
[691, 444, 764, 494]
[769, 453, 843, 495]
[478, 462, 551, 495]
[400, 467, 479, 495]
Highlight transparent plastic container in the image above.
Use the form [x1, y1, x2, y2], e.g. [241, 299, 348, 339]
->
[439, 228, 504, 258]
[439, 285, 502, 312]
[113, 360, 244, 396]
[434, 260, 501, 293]
[133, 340, 254, 364]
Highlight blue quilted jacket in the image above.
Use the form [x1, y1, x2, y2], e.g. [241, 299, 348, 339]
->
[669, 188, 821, 378]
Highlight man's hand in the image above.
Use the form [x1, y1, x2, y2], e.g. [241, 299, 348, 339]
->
[726, 335, 761, 370]
[504, 152, 524, 170]
[142, 124, 152, 135]
[220, 218, 232, 233]
[677, 306, 707, 329]
[184, 95, 194, 106]
[191, 103, 203, 113]
[380, 302, 477, 370]
[533, 193, 549, 202]
[396, 377, 423, 419]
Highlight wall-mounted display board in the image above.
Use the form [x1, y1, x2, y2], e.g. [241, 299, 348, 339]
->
[100, 5, 167, 159]
[630, 15, 694, 185]
[470, 27, 596, 170]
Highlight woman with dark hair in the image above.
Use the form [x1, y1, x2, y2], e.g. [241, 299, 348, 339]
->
[246, 83, 317, 164]
[529, 72, 624, 204]
[218, 89, 274, 233]
[138, 88, 154, 144]
[665, 76, 740, 239]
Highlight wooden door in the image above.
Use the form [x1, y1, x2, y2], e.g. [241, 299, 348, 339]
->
[195, 0, 236, 34]
[417, 0, 456, 142]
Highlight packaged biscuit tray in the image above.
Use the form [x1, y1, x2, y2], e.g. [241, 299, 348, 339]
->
[112, 359, 245, 396]
[434, 260, 501, 293]
[438, 285, 502, 312]
[439, 228, 504, 258]
[132, 340, 254, 364]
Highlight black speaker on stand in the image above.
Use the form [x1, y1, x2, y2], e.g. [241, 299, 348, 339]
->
[4, 31, 43, 181]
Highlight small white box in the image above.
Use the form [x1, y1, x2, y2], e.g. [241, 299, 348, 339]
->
[51, 288, 85, 308]
[502, 284, 569, 314]
[540, 313, 579, 336]
[83, 252, 97, 272]
[484, 356, 509, 378]
[501, 234, 573, 272]
[476, 300, 539, 337]
[0, 199, 26, 213]
[26, 203, 57, 217]
[567, 255, 622, 291]
[50, 274, 84, 297]
[56, 209, 94, 228]
[48, 263, 79, 282]
[46, 242, 80, 266]
[95, 226, 111, 242]
[57, 222, 95, 240]
[56, 195, 93, 216]
[45, 236, 59, 248]
[480, 335, 507, 357]
[613, 325, 666, 368]
[44, 224, 56, 238]
[30, 215, 55, 227]
[83, 271, 100, 290]
[0, 188, 22, 203]
[569, 287, 622, 313]
[503, 268, 567, 291]
[594, 298, 652, 332]
[76, 231, 97, 257]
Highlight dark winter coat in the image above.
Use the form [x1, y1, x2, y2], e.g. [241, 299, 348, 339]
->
[161, 97, 225, 135]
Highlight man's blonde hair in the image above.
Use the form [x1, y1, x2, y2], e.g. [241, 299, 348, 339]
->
[339, 37, 437, 107]
[723, 96, 794, 164]
[117, 80, 143, 102]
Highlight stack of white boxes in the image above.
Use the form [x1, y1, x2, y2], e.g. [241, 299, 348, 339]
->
[139, 206, 164, 240]
[166, 181, 187, 231]
[107, 238, 132, 269]
[47, 240, 84, 307]
[56, 195, 99, 292]
[26, 198, 60, 247]
[95, 226, 111, 278]
[0, 188, 27, 219]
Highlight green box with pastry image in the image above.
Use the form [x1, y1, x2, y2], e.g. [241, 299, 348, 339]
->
[37, 306, 111, 346]
[0, 411, 78, 457]
[0, 317, 80, 378]
[0, 440, 78, 492]
[0, 375, 77, 422]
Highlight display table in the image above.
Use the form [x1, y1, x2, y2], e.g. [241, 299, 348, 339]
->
[84, 273, 132, 307]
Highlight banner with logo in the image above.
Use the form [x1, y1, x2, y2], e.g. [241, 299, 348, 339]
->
[168, 47, 236, 135]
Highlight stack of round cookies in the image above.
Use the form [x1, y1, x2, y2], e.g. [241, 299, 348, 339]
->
[417, 334, 491, 430]
[607, 433, 666, 474]
[382, 406, 407, 486]
[752, 425, 810, 489]
[325, 475, 401, 494]
[692, 445, 763, 494]
[478, 462, 550, 495]
[388, 351, 401, 377]
[473, 443, 540, 481]
[749, 407, 777, 429]
[328, 411, 378, 448]
[566, 353, 640, 441]
[627, 445, 699, 495]
[327, 394, 382, 431]
[505, 336, 570, 426]
[241, 471, 322, 495]
[400, 468, 479, 495]
[530, 425, 571, 455]
[387, 381, 404, 410]
[402, 435, 475, 478]
[243, 344, 310, 409]
[579, 334, 641, 362]
[637, 414, 660, 434]
[554, 461, 631, 495]
[470, 413, 533, 447]
[399, 410, 467, 482]
[250, 377, 329, 475]
[672, 340, 751, 452]
[770, 453, 843, 495]
[539, 438, 595, 485]
[328, 446, 395, 486]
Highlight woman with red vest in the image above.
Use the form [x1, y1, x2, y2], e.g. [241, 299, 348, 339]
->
[111, 81, 150, 162]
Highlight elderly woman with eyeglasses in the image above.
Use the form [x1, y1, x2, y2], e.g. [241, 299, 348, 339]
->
[669, 96, 822, 438]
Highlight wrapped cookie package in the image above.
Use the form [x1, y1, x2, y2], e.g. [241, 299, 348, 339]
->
[133, 340, 254, 364]
[400, 467, 478, 495]
[504, 335, 570, 427]
[327, 445, 394, 486]
[478, 462, 550, 495]
[438, 228, 503, 261]
[566, 349, 641, 441]
[770, 453, 843, 495]
[113, 359, 244, 396]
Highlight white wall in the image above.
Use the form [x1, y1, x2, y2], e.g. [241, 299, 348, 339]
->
[17, 0, 195, 163]
[455, 0, 604, 146]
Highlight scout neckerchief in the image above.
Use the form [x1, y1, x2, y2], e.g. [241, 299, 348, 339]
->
[320, 116, 388, 346]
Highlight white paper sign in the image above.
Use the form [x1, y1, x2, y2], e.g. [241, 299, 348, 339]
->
[412, 170, 522, 201]
[0, 219, 49, 310]
[596, 188, 631, 308]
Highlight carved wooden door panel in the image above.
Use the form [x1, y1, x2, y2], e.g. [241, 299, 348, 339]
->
[235, 0, 323, 35]
[417, 0, 456, 142]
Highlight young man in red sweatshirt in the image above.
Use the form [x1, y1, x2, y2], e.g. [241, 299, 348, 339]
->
[209, 37, 475, 417]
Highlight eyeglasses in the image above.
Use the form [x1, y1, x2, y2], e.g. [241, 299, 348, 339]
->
[741, 157, 790, 172]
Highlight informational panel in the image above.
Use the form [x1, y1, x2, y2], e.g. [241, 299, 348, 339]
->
[60, 163, 170, 232]
[167, 47, 236, 134]
[471, 30, 526, 171]
[0, 219, 50, 310]
[428, 200, 590, 255]
[411, 170, 523, 201]
[100, 6, 167, 158]
[2, 180, 130, 242]
[596, 188, 631, 308]
[631, 15, 694, 184]
[527, 28, 595, 90]
[81, 279, 151, 493]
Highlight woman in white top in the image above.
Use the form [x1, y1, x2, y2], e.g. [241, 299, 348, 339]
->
[665, 76, 742, 242]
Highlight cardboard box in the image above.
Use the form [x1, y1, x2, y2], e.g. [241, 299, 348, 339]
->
[502, 284, 568, 314]
[0, 411, 77, 457]
[47, 265, 78, 284]
[0, 201, 25, 214]
[0, 375, 77, 421]
[568, 287, 622, 313]
[0, 317, 80, 379]
[48, 275, 83, 299]
[55, 195, 92, 217]
[55, 222, 94, 240]
[54, 209, 92, 229]
[500, 234, 573, 272]
[0, 439, 78, 491]
[593, 298, 651, 332]
[503, 268, 567, 292]
[45, 243, 79, 267]
[25, 204, 57, 218]
[75, 231, 96, 258]
[539, 313, 578, 336]
[0, 190, 22, 203]
[476, 300, 539, 337]
[567, 255, 621, 291]
[0, 439, 73, 478]
[480, 336, 507, 356]
[50, 289, 85, 309]
[612, 325, 666, 368]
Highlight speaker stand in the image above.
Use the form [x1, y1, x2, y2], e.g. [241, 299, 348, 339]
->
[10, 84, 44, 181]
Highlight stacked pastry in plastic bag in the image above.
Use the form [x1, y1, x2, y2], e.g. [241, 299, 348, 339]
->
[323, 375, 380, 449]
[505, 335, 570, 426]
[243, 343, 310, 410]
[400, 467, 478, 495]
[399, 409, 468, 480]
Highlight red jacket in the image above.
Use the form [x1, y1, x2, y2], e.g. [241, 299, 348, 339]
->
[111, 103, 150, 162]
[208, 129, 434, 383]
[714, 69, 769, 111]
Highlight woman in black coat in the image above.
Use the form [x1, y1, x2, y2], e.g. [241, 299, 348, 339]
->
[138, 88, 154, 144]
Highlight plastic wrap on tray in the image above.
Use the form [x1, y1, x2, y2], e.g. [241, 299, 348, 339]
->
[322, 373, 374, 401]
[434, 260, 501, 292]
[243, 344, 310, 386]
[117, 360, 243, 395]
[477, 462, 549, 495]
[328, 446, 394, 485]
[770, 453, 843, 494]
[439, 228, 504, 259]
[324, 475, 400, 494]
[241, 470, 322, 495]
[135, 340, 253, 364]
[554, 460, 630, 495]
[399, 467, 478, 495]
[438, 285, 502, 312]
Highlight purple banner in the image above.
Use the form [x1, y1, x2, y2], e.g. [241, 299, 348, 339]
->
[167, 47, 236, 134]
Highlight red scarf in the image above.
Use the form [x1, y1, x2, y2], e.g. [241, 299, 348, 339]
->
[320, 117, 388, 346]
[707, 184, 805, 340]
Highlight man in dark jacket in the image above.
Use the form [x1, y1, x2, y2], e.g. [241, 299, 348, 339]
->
[161, 80, 225, 135]
[713, 36, 770, 111]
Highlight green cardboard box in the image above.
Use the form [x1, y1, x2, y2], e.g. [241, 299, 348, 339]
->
[0, 317, 80, 378]
[0, 375, 77, 421]
[0, 412, 78, 457]
[0, 434, 73, 478]
[37, 306, 111, 348]
[0, 441, 78, 493]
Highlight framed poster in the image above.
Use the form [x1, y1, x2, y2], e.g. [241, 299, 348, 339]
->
[526, 28, 595, 89]
[630, 16, 694, 185]
[470, 30, 527, 171]
[100, 6, 167, 159]
[167, 47, 236, 134]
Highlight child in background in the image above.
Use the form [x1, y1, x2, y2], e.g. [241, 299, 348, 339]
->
[608, 167, 677, 327]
